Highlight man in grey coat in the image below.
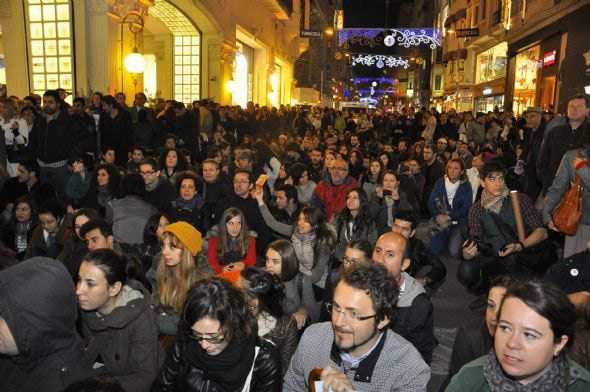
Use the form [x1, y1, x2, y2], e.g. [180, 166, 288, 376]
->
[284, 263, 430, 391]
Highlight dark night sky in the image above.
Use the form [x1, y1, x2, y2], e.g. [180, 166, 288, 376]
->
[343, 0, 406, 28]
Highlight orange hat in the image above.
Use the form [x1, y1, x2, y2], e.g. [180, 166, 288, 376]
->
[163, 222, 203, 256]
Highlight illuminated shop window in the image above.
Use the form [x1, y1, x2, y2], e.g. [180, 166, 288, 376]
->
[149, 0, 201, 104]
[24, 0, 74, 101]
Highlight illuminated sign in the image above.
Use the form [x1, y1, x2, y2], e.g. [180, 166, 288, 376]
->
[543, 50, 557, 67]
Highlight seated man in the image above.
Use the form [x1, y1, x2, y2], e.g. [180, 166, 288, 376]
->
[392, 209, 447, 293]
[459, 161, 550, 306]
[372, 232, 438, 364]
[311, 158, 359, 220]
[284, 263, 430, 391]
[546, 240, 590, 308]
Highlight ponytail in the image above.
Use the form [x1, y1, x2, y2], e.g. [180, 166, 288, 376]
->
[84, 249, 138, 286]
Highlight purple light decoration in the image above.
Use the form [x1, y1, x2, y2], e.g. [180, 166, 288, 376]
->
[353, 77, 396, 85]
[338, 28, 441, 49]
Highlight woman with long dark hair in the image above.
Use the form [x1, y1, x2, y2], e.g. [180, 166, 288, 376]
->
[152, 277, 282, 391]
[240, 267, 298, 376]
[447, 280, 590, 391]
[253, 139, 282, 192]
[159, 148, 188, 185]
[80, 163, 121, 217]
[359, 158, 384, 197]
[331, 188, 377, 262]
[1, 195, 37, 260]
[368, 170, 413, 235]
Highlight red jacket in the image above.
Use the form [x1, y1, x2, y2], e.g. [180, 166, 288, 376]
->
[208, 236, 256, 274]
[311, 176, 359, 220]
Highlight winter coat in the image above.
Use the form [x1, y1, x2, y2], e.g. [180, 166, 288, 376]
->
[330, 213, 378, 261]
[427, 177, 473, 224]
[106, 195, 157, 245]
[390, 273, 438, 365]
[0, 258, 93, 392]
[259, 314, 299, 376]
[368, 191, 413, 235]
[310, 175, 359, 220]
[1, 221, 36, 260]
[99, 109, 134, 167]
[152, 336, 282, 392]
[405, 238, 447, 287]
[0, 177, 57, 212]
[80, 279, 163, 392]
[66, 172, 92, 204]
[145, 178, 177, 215]
[29, 110, 79, 164]
[169, 196, 212, 235]
[197, 176, 231, 214]
[24, 217, 73, 262]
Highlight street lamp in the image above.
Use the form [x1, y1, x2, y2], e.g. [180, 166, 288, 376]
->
[120, 12, 145, 91]
[124, 47, 146, 73]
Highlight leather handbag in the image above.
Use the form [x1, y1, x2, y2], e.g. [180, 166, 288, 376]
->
[552, 174, 583, 236]
[6, 143, 32, 164]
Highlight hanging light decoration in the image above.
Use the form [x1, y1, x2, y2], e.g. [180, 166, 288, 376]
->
[124, 47, 146, 73]
[352, 54, 410, 69]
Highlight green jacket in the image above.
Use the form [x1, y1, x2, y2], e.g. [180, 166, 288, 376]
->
[446, 356, 590, 391]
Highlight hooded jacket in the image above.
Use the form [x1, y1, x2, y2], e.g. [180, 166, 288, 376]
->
[0, 257, 93, 392]
[390, 272, 438, 365]
[79, 279, 163, 392]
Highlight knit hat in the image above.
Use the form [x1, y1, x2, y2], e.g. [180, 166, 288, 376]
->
[163, 222, 203, 256]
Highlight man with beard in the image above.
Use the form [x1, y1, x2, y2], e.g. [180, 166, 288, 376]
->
[71, 97, 97, 155]
[308, 147, 324, 183]
[29, 90, 78, 194]
[98, 95, 133, 167]
[284, 263, 429, 391]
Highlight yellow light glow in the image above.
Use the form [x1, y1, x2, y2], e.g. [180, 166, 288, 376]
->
[124, 51, 146, 73]
[325, 27, 334, 36]
[226, 80, 236, 92]
[291, 99, 298, 106]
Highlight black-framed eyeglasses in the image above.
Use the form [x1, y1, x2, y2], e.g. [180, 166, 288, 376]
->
[188, 330, 225, 344]
[325, 302, 377, 322]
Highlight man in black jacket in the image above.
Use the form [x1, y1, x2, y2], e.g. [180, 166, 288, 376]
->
[99, 95, 133, 167]
[29, 90, 78, 195]
[392, 209, 446, 294]
[197, 159, 231, 215]
[139, 158, 177, 214]
[420, 144, 444, 214]
[521, 107, 546, 201]
[71, 97, 97, 155]
[214, 169, 271, 259]
[372, 232, 438, 364]
[0, 257, 93, 392]
[537, 94, 590, 195]
[173, 102, 201, 158]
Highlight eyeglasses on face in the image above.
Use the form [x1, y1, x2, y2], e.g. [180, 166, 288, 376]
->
[325, 302, 377, 322]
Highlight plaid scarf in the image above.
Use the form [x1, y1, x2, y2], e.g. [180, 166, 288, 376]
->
[480, 186, 509, 215]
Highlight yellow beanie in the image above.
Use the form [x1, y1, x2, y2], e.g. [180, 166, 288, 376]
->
[163, 222, 203, 256]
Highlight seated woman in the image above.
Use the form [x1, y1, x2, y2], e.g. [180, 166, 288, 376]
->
[427, 158, 472, 258]
[447, 280, 590, 391]
[368, 170, 413, 235]
[66, 153, 94, 207]
[152, 277, 282, 391]
[105, 173, 156, 245]
[359, 158, 384, 198]
[63, 207, 101, 278]
[148, 221, 212, 337]
[159, 147, 188, 185]
[169, 171, 211, 234]
[286, 163, 316, 205]
[1, 195, 37, 261]
[25, 198, 71, 261]
[207, 207, 256, 275]
[441, 275, 521, 390]
[347, 149, 365, 180]
[331, 187, 377, 262]
[137, 212, 169, 275]
[76, 249, 163, 391]
[240, 267, 298, 376]
[80, 163, 121, 217]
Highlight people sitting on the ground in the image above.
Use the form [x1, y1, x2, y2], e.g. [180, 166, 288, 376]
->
[447, 280, 590, 391]
[1, 195, 37, 261]
[311, 158, 359, 220]
[392, 209, 447, 293]
[368, 170, 413, 235]
[139, 157, 177, 215]
[207, 207, 256, 274]
[80, 163, 121, 217]
[286, 162, 317, 205]
[283, 263, 430, 391]
[169, 171, 212, 234]
[441, 275, 521, 390]
[0, 257, 93, 391]
[372, 231, 438, 364]
[76, 249, 163, 391]
[240, 267, 299, 376]
[152, 277, 282, 391]
[420, 143, 445, 213]
[263, 184, 302, 240]
[460, 161, 551, 306]
[197, 158, 231, 214]
[62, 208, 100, 278]
[427, 158, 472, 258]
[66, 153, 94, 206]
[25, 198, 71, 261]
[545, 240, 590, 309]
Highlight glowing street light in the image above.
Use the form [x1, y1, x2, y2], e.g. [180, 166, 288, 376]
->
[124, 48, 146, 74]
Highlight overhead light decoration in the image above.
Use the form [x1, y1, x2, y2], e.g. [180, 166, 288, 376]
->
[338, 28, 441, 49]
[352, 54, 409, 69]
[124, 47, 146, 73]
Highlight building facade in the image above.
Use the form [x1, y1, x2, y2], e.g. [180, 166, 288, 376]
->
[0, 0, 309, 106]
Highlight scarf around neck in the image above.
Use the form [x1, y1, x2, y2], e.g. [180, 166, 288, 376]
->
[187, 331, 257, 391]
[481, 186, 509, 215]
[483, 349, 578, 392]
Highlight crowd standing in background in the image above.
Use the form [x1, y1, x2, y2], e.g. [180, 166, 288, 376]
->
[1, 89, 590, 391]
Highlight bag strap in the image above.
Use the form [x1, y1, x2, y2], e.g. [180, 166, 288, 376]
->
[240, 346, 260, 392]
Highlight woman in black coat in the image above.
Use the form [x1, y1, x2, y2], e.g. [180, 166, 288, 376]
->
[168, 171, 211, 235]
[152, 277, 281, 392]
[1, 195, 37, 260]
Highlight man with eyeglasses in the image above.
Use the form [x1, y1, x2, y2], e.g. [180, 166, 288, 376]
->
[284, 263, 429, 391]
[459, 161, 550, 309]
[372, 231, 438, 365]
[311, 158, 359, 220]
[139, 157, 177, 214]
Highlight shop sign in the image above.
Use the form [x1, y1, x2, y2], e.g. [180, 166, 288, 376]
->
[456, 28, 480, 38]
[483, 88, 493, 95]
[300, 30, 323, 39]
[543, 50, 557, 67]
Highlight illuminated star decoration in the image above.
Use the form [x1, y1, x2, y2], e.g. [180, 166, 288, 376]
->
[352, 54, 410, 69]
[338, 28, 441, 49]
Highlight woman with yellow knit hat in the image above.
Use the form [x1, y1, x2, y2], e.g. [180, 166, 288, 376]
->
[148, 221, 212, 338]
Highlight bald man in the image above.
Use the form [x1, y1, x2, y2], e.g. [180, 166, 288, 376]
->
[310, 158, 359, 220]
[373, 232, 438, 364]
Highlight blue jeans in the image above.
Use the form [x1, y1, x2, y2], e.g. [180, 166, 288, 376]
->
[428, 224, 464, 258]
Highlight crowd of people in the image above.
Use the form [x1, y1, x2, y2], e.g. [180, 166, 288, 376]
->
[1, 88, 590, 391]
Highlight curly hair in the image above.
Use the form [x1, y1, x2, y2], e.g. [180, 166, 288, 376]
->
[337, 263, 400, 324]
[182, 277, 257, 342]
